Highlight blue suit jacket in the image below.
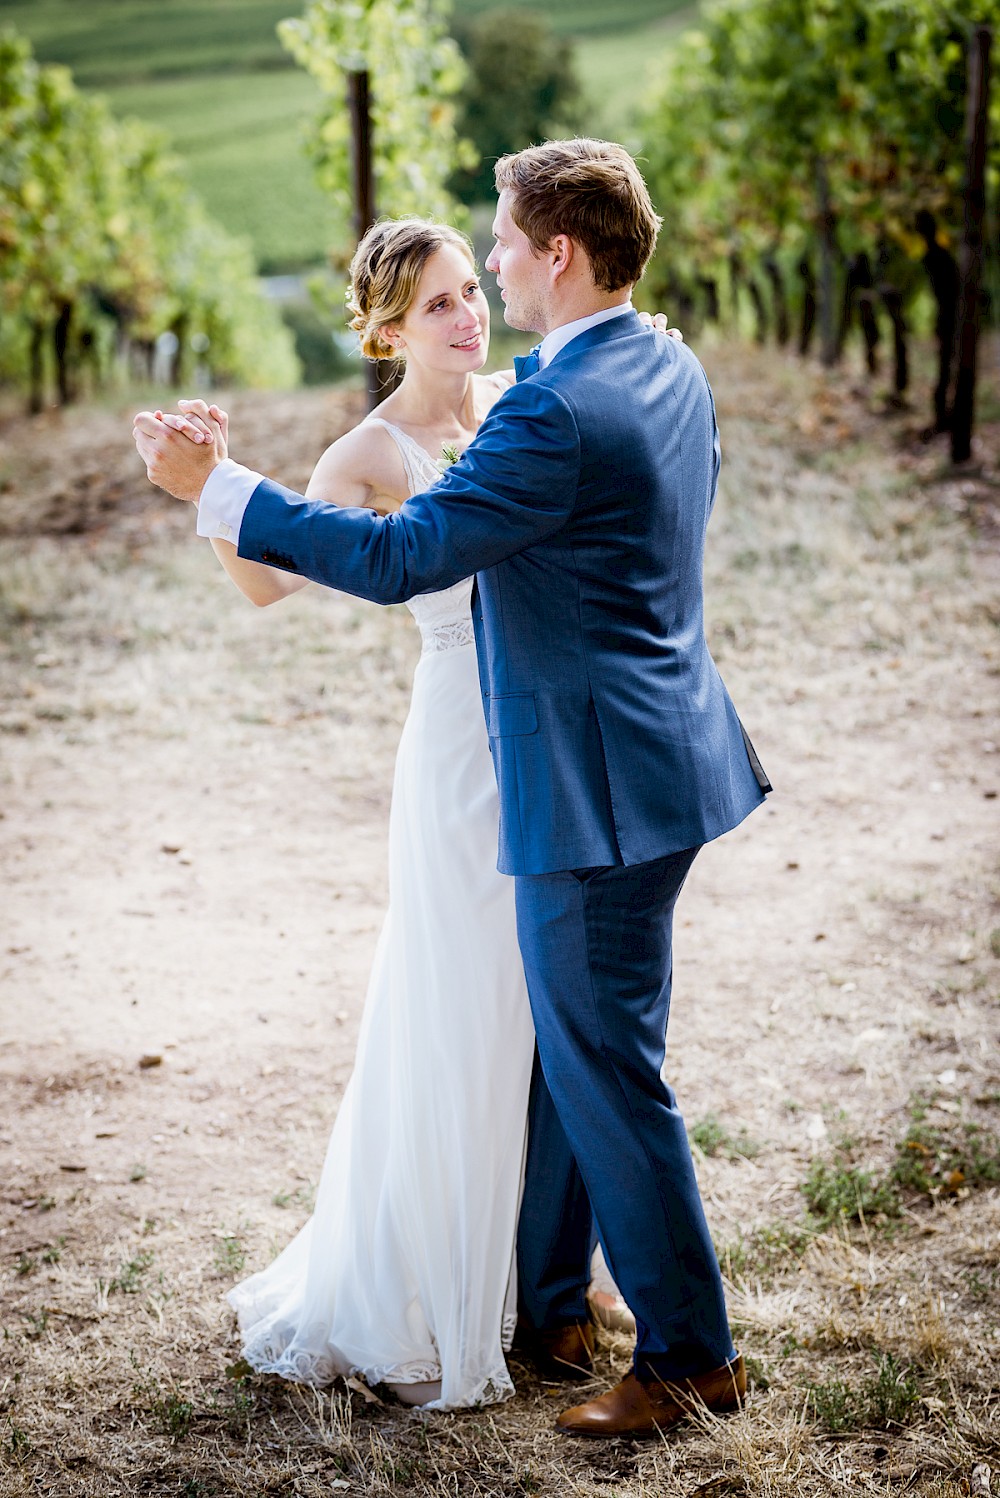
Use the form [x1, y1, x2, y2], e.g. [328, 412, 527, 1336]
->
[240, 311, 769, 875]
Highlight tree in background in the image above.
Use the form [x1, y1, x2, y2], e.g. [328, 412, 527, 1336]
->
[279, 0, 473, 233]
[0, 35, 107, 410]
[279, 0, 474, 405]
[449, 9, 582, 204]
[638, 0, 998, 450]
[0, 30, 298, 412]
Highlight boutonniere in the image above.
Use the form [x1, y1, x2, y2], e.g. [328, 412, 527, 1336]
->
[436, 442, 460, 474]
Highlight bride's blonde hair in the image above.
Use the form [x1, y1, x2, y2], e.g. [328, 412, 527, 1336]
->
[348, 218, 477, 363]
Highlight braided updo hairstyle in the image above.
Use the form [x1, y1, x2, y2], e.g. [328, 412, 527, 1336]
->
[347, 218, 477, 363]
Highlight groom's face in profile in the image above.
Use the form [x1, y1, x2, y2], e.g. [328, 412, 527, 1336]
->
[486, 191, 551, 336]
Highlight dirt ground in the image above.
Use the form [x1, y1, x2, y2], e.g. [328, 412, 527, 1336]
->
[0, 343, 998, 1497]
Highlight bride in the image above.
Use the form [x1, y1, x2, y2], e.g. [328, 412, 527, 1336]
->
[171, 217, 656, 1408]
[210, 218, 530, 1409]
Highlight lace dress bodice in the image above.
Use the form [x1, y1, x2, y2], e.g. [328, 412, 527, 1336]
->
[366, 416, 475, 654]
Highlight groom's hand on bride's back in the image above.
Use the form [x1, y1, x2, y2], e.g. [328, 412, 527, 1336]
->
[132, 398, 229, 502]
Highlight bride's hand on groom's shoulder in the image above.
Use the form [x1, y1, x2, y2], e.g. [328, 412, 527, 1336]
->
[132, 398, 228, 502]
[639, 311, 684, 342]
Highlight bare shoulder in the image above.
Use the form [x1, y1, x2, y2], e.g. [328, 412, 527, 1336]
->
[474, 371, 514, 425]
[306, 419, 409, 511]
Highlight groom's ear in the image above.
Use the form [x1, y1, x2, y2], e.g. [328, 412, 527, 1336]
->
[549, 234, 576, 283]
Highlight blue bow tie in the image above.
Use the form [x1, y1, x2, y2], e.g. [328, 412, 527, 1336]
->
[513, 345, 541, 382]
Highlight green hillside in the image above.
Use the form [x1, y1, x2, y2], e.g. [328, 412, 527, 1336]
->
[0, 0, 696, 272]
[108, 71, 340, 274]
[0, 0, 305, 84]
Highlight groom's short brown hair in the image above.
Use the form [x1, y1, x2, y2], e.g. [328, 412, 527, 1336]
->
[494, 138, 662, 293]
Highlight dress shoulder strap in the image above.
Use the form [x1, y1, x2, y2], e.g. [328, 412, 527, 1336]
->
[363, 415, 439, 497]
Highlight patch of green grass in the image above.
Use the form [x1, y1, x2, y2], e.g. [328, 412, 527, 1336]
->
[743, 1353, 771, 1391]
[23, 1311, 49, 1340]
[806, 1353, 920, 1432]
[691, 1114, 728, 1156]
[807, 1375, 854, 1431]
[157, 1392, 196, 1443]
[4, 1417, 32, 1461]
[271, 1181, 316, 1212]
[216, 1364, 258, 1437]
[890, 1118, 1000, 1196]
[907, 1092, 932, 1123]
[213, 1233, 247, 1277]
[718, 1219, 813, 1285]
[802, 1158, 899, 1227]
[691, 1112, 763, 1161]
[729, 1126, 763, 1159]
[131, 1355, 198, 1443]
[960, 1264, 999, 1303]
[14, 1253, 36, 1277]
[108, 1249, 154, 1295]
[801, 1103, 1000, 1231]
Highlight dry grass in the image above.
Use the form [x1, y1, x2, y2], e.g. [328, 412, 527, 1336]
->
[1, 346, 999, 1495]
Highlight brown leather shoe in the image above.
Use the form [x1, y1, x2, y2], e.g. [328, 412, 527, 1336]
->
[556, 1354, 746, 1437]
[519, 1320, 595, 1380]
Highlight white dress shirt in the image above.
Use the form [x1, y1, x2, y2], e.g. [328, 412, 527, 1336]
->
[196, 300, 634, 545]
[536, 300, 632, 369]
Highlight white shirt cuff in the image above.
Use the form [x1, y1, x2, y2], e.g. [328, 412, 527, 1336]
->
[195, 458, 265, 544]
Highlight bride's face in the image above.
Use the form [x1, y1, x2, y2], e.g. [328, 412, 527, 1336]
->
[390, 244, 490, 374]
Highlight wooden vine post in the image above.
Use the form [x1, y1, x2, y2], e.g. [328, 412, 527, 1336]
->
[347, 68, 385, 411]
[951, 24, 991, 464]
[348, 69, 374, 247]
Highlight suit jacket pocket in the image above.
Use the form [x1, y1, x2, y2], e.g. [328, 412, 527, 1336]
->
[488, 692, 538, 737]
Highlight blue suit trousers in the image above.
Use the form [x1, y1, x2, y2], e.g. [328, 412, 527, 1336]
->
[513, 848, 736, 1379]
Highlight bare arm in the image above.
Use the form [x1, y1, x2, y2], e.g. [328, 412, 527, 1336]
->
[180, 405, 406, 608]
[210, 535, 309, 605]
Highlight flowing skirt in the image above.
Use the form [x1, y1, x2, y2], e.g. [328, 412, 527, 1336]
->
[228, 638, 535, 1408]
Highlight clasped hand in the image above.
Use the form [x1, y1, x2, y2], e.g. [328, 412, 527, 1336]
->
[132, 399, 230, 502]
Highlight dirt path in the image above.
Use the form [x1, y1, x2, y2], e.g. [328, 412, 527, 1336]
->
[0, 349, 997, 1496]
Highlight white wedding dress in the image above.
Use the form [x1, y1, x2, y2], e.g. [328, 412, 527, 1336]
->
[228, 417, 536, 1408]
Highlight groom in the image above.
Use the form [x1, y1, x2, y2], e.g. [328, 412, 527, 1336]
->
[134, 138, 770, 1437]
